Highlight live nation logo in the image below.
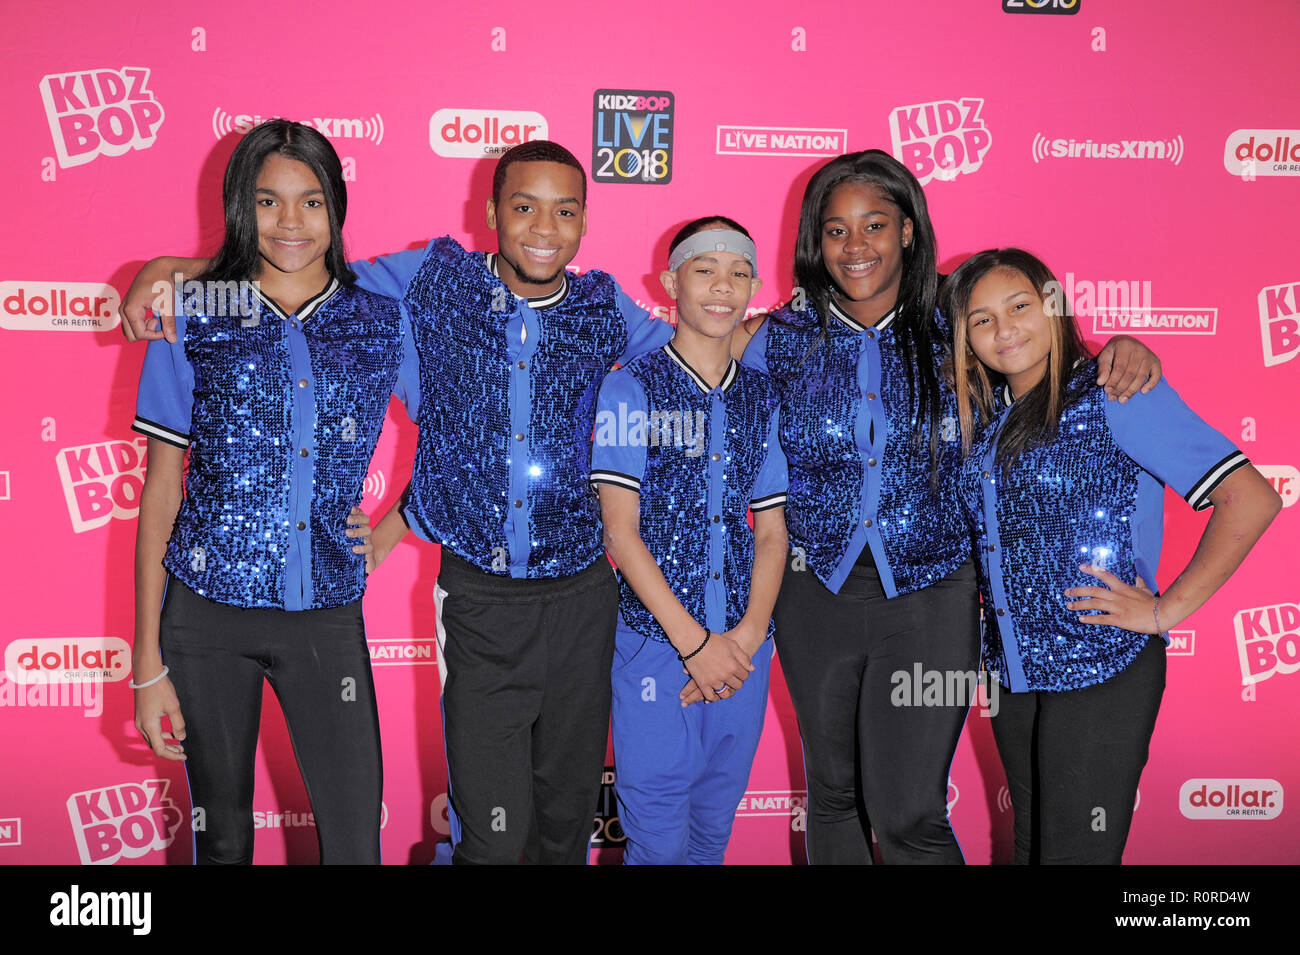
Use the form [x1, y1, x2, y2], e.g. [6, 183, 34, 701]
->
[889, 98, 991, 186]
[0, 281, 120, 332]
[1235, 601, 1299, 685]
[1260, 280, 1300, 366]
[429, 108, 547, 158]
[39, 67, 165, 169]
[67, 779, 183, 864]
[592, 89, 674, 185]
[716, 125, 847, 158]
[56, 436, 147, 533]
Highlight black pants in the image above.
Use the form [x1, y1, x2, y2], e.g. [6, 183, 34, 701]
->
[160, 578, 383, 865]
[436, 552, 619, 865]
[774, 555, 979, 864]
[992, 634, 1166, 865]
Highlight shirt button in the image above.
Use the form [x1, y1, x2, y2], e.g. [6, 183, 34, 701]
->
[867, 458, 878, 467]
[987, 544, 996, 553]
[867, 392, 877, 400]
[517, 360, 527, 369]
[863, 518, 873, 528]
[712, 515, 720, 523]
[712, 572, 721, 580]
[290, 319, 298, 329]
[981, 471, 991, 479]
[867, 330, 876, 339]
[513, 499, 523, 508]
[298, 378, 308, 388]
[514, 433, 524, 442]
[997, 608, 1005, 617]
[300, 448, 309, 457]
[296, 521, 306, 531]
[711, 453, 721, 462]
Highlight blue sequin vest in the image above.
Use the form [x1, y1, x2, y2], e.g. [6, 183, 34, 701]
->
[402, 237, 630, 577]
[166, 284, 403, 609]
[762, 303, 967, 595]
[615, 349, 781, 643]
[959, 362, 1149, 691]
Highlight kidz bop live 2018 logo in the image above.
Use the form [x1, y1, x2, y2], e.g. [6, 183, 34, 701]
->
[39, 67, 165, 169]
[889, 98, 992, 186]
[592, 90, 674, 185]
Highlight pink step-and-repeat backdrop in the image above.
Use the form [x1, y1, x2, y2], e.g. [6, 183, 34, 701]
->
[2, 0, 1297, 865]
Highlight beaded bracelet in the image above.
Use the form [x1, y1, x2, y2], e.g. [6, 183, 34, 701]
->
[129, 665, 170, 690]
[1152, 599, 1165, 637]
[678, 630, 711, 663]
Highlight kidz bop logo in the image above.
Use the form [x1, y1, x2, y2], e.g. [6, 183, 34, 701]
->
[67, 779, 183, 865]
[429, 108, 546, 158]
[212, 108, 385, 144]
[591, 767, 626, 847]
[593, 89, 674, 185]
[1256, 466, 1299, 508]
[1235, 601, 1300, 685]
[1259, 281, 1300, 366]
[39, 67, 165, 169]
[1003, 0, 1079, 12]
[1224, 130, 1300, 177]
[55, 437, 147, 534]
[1179, 779, 1283, 819]
[0, 281, 120, 332]
[889, 98, 991, 186]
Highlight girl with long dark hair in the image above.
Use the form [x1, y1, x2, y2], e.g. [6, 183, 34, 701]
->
[737, 150, 1161, 864]
[130, 119, 415, 864]
[943, 248, 1279, 863]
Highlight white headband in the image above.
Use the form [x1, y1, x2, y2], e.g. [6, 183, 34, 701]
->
[667, 228, 757, 275]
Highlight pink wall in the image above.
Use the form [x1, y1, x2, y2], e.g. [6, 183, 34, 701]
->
[2, 0, 1297, 865]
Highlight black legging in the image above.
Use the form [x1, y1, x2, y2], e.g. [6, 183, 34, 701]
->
[991, 634, 1165, 865]
[159, 578, 383, 864]
[774, 555, 979, 864]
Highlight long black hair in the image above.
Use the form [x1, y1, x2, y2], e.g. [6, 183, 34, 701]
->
[941, 248, 1094, 469]
[203, 119, 355, 284]
[792, 149, 944, 465]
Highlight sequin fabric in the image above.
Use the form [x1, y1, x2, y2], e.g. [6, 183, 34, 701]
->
[402, 237, 630, 577]
[761, 303, 967, 595]
[613, 349, 781, 644]
[957, 361, 1149, 692]
[165, 285, 403, 609]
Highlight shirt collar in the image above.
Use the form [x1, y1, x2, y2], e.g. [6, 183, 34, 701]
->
[663, 342, 738, 395]
[486, 252, 570, 309]
[827, 297, 895, 333]
[252, 277, 340, 323]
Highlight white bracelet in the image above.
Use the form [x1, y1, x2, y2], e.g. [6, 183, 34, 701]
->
[129, 665, 170, 690]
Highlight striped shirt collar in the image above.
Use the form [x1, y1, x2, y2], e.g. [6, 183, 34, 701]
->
[828, 297, 896, 333]
[252, 277, 340, 323]
[663, 342, 739, 394]
[486, 252, 570, 309]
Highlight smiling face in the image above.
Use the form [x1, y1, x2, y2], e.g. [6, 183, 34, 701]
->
[965, 266, 1055, 398]
[820, 180, 913, 326]
[255, 153, 331, 283]
[660, 242, 761, 342]
[486, 160, 587, 297]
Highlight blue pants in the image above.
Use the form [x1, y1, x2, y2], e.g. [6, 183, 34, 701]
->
[610, 617, 774, 865]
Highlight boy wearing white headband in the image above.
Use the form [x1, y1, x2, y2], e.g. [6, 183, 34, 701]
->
[590, 216, 788, 864]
